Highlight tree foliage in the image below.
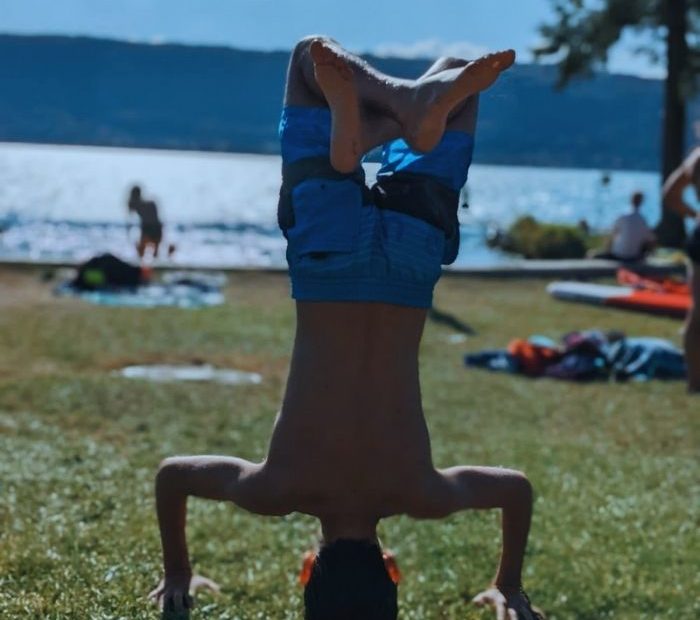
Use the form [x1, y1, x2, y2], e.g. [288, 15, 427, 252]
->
[535, 0, 700, 94]
[535, 0, 700, 245]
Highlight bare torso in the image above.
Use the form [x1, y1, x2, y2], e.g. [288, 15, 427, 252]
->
[262, 302, 438, 524]
[129, 198, 160, 225]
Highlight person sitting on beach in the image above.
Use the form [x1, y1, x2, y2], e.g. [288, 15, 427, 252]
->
[590, 191, 656, 261]
[663, 146, 700, 393]
[127, 184, 164, 259]
[149, 36, 544, 619]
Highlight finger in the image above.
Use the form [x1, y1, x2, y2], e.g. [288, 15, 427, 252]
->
[508, 608, 519, 620]
[473, 590, 496, 606]
[161, 608, 178, 620]
[164, 594, 175, 613]
[191, 576, 221, 594]
[175, 592, 188, 613]
[148, 581, 166, 602]
[149, 594, 164, 610]
[496, 600, 507, 620]
[201, 578, 221, 593]
[184, 593, 194, 610]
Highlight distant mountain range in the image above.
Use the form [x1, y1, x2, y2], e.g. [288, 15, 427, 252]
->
[1, 34, 698, 171]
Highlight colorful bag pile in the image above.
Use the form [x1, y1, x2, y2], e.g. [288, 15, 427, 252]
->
[465, 330, 686, 382]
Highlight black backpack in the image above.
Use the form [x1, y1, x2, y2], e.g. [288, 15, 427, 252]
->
[73, 253, 142, 290]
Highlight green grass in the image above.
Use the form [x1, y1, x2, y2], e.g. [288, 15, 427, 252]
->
[0, 270, 698, 619]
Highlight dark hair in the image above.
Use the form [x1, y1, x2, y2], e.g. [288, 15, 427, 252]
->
[304, 539, 398, 620]
[631, 191, 644, 208]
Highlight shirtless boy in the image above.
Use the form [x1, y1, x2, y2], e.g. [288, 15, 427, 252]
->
[128, 184, 163, 259]
[663, 146, 700, 392]
[149, 36, 544, 619]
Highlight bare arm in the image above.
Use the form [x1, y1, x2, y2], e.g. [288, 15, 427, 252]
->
[437, 465, 532, 588]
[418, 466, 542, 618]
[663, 167, 697, 219]
[150, 456, 285, 612]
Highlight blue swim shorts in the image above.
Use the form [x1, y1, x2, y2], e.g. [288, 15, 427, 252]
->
[277, 106, 474, 308]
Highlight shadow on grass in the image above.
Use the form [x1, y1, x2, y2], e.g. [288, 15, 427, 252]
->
[428, 307, 476, 335]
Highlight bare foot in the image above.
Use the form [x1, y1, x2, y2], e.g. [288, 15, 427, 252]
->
[406, 49, 516, 152]
[310, 39, 363, 173]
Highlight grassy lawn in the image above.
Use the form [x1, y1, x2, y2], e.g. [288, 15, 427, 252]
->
[0, 268, 698, 619]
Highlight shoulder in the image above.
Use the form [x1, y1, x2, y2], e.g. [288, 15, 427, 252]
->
[635, 212, 650, 227]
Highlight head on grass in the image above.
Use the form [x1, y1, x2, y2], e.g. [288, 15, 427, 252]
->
[303, 539, 398, 620]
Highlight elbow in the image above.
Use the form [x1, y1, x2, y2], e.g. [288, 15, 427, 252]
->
[505, 470, 533, 508]
[156, 457, 188, 493]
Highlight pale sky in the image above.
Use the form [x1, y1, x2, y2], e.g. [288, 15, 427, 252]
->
[2, 0, 665, 78]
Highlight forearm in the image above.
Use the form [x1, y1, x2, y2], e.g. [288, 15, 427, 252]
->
[493, 484, 532, 588]
[441, 466, 533, 588]
[155, 461, 192, 576]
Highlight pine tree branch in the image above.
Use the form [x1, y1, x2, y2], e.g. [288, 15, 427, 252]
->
[534, 0, 665, 87]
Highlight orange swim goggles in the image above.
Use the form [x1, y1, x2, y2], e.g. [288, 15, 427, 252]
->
[299, 550, 402, 586]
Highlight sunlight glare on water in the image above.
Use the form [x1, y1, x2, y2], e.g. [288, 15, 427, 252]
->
[0, 142, 668, 267]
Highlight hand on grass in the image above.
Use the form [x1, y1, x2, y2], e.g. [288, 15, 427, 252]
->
[148, 571, 220, 616]
[472, 586, 545, 620]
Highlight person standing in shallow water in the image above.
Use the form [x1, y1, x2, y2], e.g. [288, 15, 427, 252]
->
[149, 36, 545, 619]
[663, 146, 700, 393]
[127, 184, 164, 260]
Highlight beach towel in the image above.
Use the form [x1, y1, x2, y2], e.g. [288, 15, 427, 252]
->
[56, 267, 226, 308]
[55, 282, 224, 308]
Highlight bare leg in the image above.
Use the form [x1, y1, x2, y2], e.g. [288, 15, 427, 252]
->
[353, 57, 481, 158]
[137, 236, 146, 259]
[309, 41, 364, 173]
[284, 36, 512, 171]
[418, 56, 480, 135]
[405, 55, 493, 150]
[685, 262, 700, 393]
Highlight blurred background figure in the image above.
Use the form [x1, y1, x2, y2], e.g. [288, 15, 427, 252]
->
[589, 191, 656, 261]
[127, 184, 164, 260]
[662, 146, 700, 393]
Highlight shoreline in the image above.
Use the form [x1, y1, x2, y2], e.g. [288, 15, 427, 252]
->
[0, 256, 686, 279]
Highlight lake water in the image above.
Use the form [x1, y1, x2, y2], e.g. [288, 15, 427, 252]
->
[0, 142, 668, 267]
